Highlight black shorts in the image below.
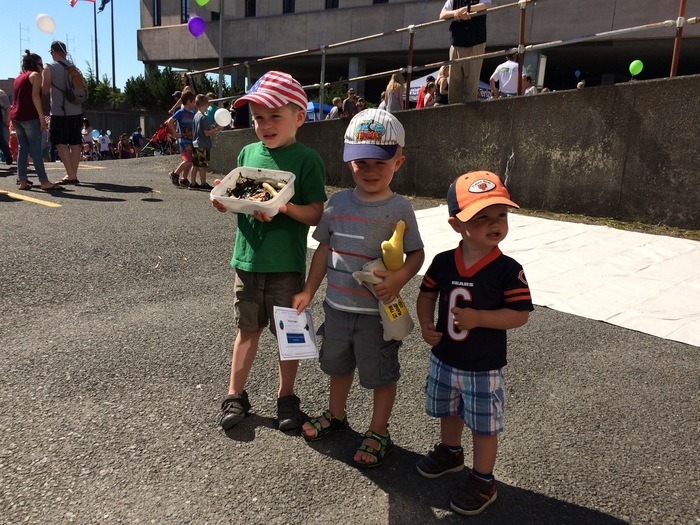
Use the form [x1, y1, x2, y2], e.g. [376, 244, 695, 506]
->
[50, 114, 83, 146]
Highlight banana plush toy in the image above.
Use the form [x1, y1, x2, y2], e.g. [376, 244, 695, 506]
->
[352, 221, 415, 341]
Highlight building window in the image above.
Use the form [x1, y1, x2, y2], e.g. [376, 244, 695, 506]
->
[325, 0, 338, 8]
[373, 0, 388, 3]
[245, 0, 256, 17]
[152, 0, 161, 26]
[283, 0, 295, 13]
[211, 11, 220, 21]
[181, 0, 190, 24]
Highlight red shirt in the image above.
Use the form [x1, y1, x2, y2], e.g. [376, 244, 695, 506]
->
[10, 71, 39, 122]
[415, 86, 426, 109]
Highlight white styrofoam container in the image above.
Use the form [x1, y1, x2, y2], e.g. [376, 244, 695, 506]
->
[210, 167, 295, 217]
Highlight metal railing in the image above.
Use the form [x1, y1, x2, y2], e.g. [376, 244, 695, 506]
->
[187, 0, 697, 118]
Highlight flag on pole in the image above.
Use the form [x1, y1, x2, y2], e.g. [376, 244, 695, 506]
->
[70, 0, 95, 6]
[97, 0, 111, 13]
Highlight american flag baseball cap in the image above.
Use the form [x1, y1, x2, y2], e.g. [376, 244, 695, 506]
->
[233, 71, 307, 111]
[447, 171, 519, 222]
[343, 108, 405, 162]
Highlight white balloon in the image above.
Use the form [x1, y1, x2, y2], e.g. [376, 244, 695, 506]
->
[214, 108, 232, 127]
[36, 14, 56, 34]
[107, 130, 111, 136]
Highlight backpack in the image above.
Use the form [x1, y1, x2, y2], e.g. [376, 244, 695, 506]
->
[57, 60, 89, 104]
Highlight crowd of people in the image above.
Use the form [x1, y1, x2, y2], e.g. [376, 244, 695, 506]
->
[2, 40, 154, 191]
[78, 119, 144, 161]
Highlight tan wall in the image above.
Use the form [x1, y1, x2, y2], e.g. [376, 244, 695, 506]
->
[209, 74, 700, 230]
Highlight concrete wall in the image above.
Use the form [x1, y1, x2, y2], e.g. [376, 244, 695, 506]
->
[210, 74, 700, 230]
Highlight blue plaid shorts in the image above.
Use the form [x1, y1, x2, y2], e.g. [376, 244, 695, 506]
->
[425, 353, 505, 435]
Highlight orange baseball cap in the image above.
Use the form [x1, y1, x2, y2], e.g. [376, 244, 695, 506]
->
[447, 171, 519, 222]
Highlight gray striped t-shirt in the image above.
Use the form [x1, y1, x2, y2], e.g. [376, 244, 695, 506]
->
[313, 190, 424, 315]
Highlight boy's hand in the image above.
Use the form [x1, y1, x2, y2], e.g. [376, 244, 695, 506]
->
[420, 320, 442, 346]
[291, 290, 312, 315]
[251, 210, 273, 222]
[372, 269, 403, 304]
[210, 179, 227, 213]
[451, 307, 480, 330]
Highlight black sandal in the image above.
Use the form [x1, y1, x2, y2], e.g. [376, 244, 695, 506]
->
[302, 410, 349, 442]
[353, 429, 394, 468]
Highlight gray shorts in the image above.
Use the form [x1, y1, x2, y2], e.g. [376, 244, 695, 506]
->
[233, 269, 304, 335]
[318, 301, 401, 389]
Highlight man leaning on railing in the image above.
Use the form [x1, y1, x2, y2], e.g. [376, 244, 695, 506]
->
[439, 0, 491, 104]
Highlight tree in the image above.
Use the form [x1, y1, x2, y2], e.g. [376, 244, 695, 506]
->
[83, 63, 125, 109]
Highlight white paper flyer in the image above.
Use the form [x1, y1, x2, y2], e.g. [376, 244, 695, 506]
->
[273, 306, 318, 361]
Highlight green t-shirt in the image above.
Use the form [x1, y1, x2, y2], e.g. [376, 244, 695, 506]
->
[230, 141, 327, 274]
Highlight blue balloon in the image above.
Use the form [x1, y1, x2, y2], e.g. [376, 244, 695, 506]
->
[91, 129, 99, 139]
[575, 70, 581, 79]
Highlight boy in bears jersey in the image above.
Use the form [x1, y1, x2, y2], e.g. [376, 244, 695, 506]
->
[415, 171, 533, 516]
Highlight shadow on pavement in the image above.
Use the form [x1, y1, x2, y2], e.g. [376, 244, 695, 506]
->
[34, 187, 126, 203]
[79, 182, 154, 194]
[303, 429, 626, 525]
[224, 413, 278, 443]
[0, 192, 23, 203]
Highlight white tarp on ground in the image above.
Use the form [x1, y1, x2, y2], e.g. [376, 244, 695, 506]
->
[309, 207, 700, 347]
[413, 207, 700, 347]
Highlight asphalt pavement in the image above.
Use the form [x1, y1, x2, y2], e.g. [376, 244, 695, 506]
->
[1, 157, 698, 524]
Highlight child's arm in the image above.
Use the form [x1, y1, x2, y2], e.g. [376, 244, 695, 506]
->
[373, 248, 425, 304]
[291, 243, 329, 314]
[253, 201, 324, 226]
[417, 290, 442, 346]
[166, 117, 179, 140]
[451, 307, 529, 331]
[168, 97, 183, 115]
[204, 123, 223, 137]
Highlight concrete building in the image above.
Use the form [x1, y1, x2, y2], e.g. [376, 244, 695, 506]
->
[137, 0, 699, 98]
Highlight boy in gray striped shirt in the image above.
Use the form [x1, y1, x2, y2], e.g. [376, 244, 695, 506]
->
[292, 109, 424, 468]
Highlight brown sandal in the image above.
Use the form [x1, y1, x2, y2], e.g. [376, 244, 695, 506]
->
[56, 178, 80, 185]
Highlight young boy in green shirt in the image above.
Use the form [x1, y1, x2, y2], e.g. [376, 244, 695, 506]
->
[212, 71, 327, 432]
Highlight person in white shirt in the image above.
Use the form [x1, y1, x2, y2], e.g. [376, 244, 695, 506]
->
[489, 50, 520, 99]
[523, 75, 538, 96]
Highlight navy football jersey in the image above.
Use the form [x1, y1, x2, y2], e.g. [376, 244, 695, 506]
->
[420, 245, 533, 371]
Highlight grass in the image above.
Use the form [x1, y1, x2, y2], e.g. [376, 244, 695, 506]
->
[515, 209, 699, 242]
[308, 186, 700, 242]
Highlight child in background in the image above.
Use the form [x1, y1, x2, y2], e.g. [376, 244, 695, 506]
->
[117, 133, 134, 159]
[131, 127, 144, 157]
[212, 71, 327, 432]
[205, 92, 218, 127]
[415, 171, 533, 515]
[97, 129, 113, 160]
[292, 108, 425, 467]
[325, 97, 342, 120]
[423, 82, 436, 107]
[166, 91, 196, 187]
[191, 93, 222, 190]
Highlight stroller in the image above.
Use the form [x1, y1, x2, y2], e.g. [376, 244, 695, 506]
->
[139, 121, 178, 157]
